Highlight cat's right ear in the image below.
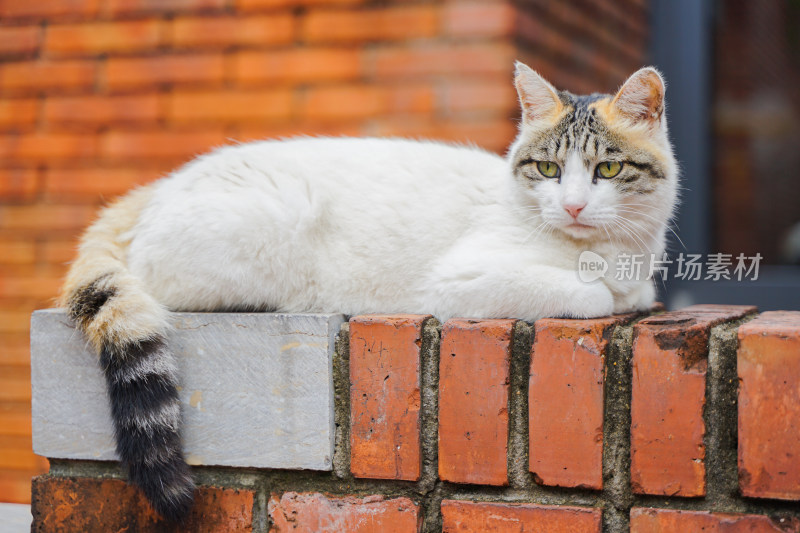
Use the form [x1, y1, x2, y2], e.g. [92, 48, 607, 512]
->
[514, 62, 563, 124]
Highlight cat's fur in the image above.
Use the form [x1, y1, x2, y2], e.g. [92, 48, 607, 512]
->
[60, 63, 677, 520]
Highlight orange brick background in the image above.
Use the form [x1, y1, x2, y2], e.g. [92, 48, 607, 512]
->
[0, 0, 648, 503]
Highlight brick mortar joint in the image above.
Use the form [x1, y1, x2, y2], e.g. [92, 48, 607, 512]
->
[419, 317, 442, 495]
[703, 313, 759, 508]
[332, 321, 351, 480]
[507, 320, 532, 489]
[601, 323, 636, 533]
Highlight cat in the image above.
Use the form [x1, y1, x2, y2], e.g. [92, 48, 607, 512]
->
[60, 62, 677, 521]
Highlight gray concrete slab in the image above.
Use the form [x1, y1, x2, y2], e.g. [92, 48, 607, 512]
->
[31, 309, 344, 471]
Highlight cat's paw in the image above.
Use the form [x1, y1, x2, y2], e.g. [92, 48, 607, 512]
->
[560, 281, 614, 318]
[612, 281, 656, 314]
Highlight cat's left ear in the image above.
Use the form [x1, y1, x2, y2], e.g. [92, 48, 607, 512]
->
[514, 62, 563, 124]
[612, 67, 665, 126]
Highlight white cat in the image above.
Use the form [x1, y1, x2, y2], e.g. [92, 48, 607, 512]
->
[61, 63, 677, 520]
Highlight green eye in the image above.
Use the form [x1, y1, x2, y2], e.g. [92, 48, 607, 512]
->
[537, 161, 560, 178]
[596, 161, 622, 178]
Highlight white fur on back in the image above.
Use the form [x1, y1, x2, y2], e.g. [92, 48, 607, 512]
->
[125, 137, 666, 321]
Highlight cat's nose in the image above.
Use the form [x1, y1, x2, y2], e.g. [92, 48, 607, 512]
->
[564, 203, 586, 219]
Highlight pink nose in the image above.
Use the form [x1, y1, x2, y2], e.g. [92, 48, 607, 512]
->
[564, 203, 586, 219]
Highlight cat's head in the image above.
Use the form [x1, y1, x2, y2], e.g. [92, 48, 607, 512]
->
[508, 62, 678, 250]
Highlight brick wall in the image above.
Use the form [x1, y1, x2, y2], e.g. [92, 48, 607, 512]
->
[30, 306, 800, 531]
[0, 0, 649, 504]
[711, 0, 800, 263]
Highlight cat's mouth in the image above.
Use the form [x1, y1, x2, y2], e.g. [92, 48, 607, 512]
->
[561, 221, 598, 238]
[566, 222, 594, 230]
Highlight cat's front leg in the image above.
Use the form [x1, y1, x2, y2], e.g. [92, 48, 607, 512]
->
[607, 278, 656, 314]
[424, 259, 615, 321]
[556, 278, 616, 319]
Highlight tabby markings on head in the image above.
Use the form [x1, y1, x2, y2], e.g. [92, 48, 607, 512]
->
[513, 91, 667, 195]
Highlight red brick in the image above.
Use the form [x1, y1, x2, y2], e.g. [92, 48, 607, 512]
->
[105, 54, 224, 90]
[0, 0, 99, 19]
[529, 316, 631, 490]
[0, 169, 38, 200]
[40, 239, 78, 263]
[0, 470, 40, 504]
[233, 122, 364, 142]
[442, 2, 515, 38]
[0, 98, 38, 128]
[0, 26, 40, 57]
[0, 334, 31, 365]
[108, 0, 226, 15]
[0, 310, 33, 334]
[0, 133, 97, 160]
[630, 305, 756, 497]
[0, 275, 63, 299]
[0, 205, 95, 232]
[440, 79, 516, 115]
[268, 492, 420, 533]
[630, 508, 799, 532]
[372, 43, 514, 79]
[0, 239, 36, 264]
[45, 94, 161, 126]
[441, 500, 602, 532]
[439, 318, 515, 485]
[738, 311, 800, 501]
[0, 438, 41, 470]
[101, 129, 226, 161]
[0, 401, 32, 436]
[237, 0, 366, 10]
[369, 116, 515, 156]
[172, 14, 294, 48]
[168, 89, 292, 123]
[234, 48, 362, 86]
[429, 119, 517, 154]
[349, 315, 427, 481]
[0, 364, 31, 401]
[31, 476, 254, 531]
[302, 6, 438, 43]
[0, 60, 96, 93]
[43, 168, 160, 197]
[44, 20, 164, 57]
[515, 10, 576, 64]
[301, 85, 433, 122]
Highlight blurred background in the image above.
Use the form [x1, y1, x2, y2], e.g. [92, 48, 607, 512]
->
[0, 0, 797, 505]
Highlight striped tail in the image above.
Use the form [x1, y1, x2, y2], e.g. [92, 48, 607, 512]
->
[59, 186, 195, 522]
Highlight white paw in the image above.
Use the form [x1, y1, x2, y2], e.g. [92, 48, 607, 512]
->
[562, 282, 615, 318]
[613, 281, 656, 314]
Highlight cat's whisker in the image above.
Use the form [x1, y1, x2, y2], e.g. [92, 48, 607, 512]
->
[610, 216, 649, 253]
[510, 206, 544, 217]
[528, 226, 547, 242]
[608, 219, 638, 251]
[599, 222, 618, 249]
[613, 215, 652, 247]
[615, 208, 685, 250]
[520, 213, 545, 223]
[619, 203, 682, 229]
[617, 204, 686, 250]
[616, 204, 685, 248]
[524, 220, 550, 242]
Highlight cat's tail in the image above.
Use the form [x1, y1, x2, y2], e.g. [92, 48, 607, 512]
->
[59, 185, 194, 522]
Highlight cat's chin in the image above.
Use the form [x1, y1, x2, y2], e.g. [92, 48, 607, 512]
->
[559, 223, 598, 240]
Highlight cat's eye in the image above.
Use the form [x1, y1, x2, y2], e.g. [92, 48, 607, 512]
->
[537, 161, 560, 178]
[596, 161, 623, 179]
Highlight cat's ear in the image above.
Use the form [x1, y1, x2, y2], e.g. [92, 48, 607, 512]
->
[514, 62, 563, 123]
[612, 67, 665, 125]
